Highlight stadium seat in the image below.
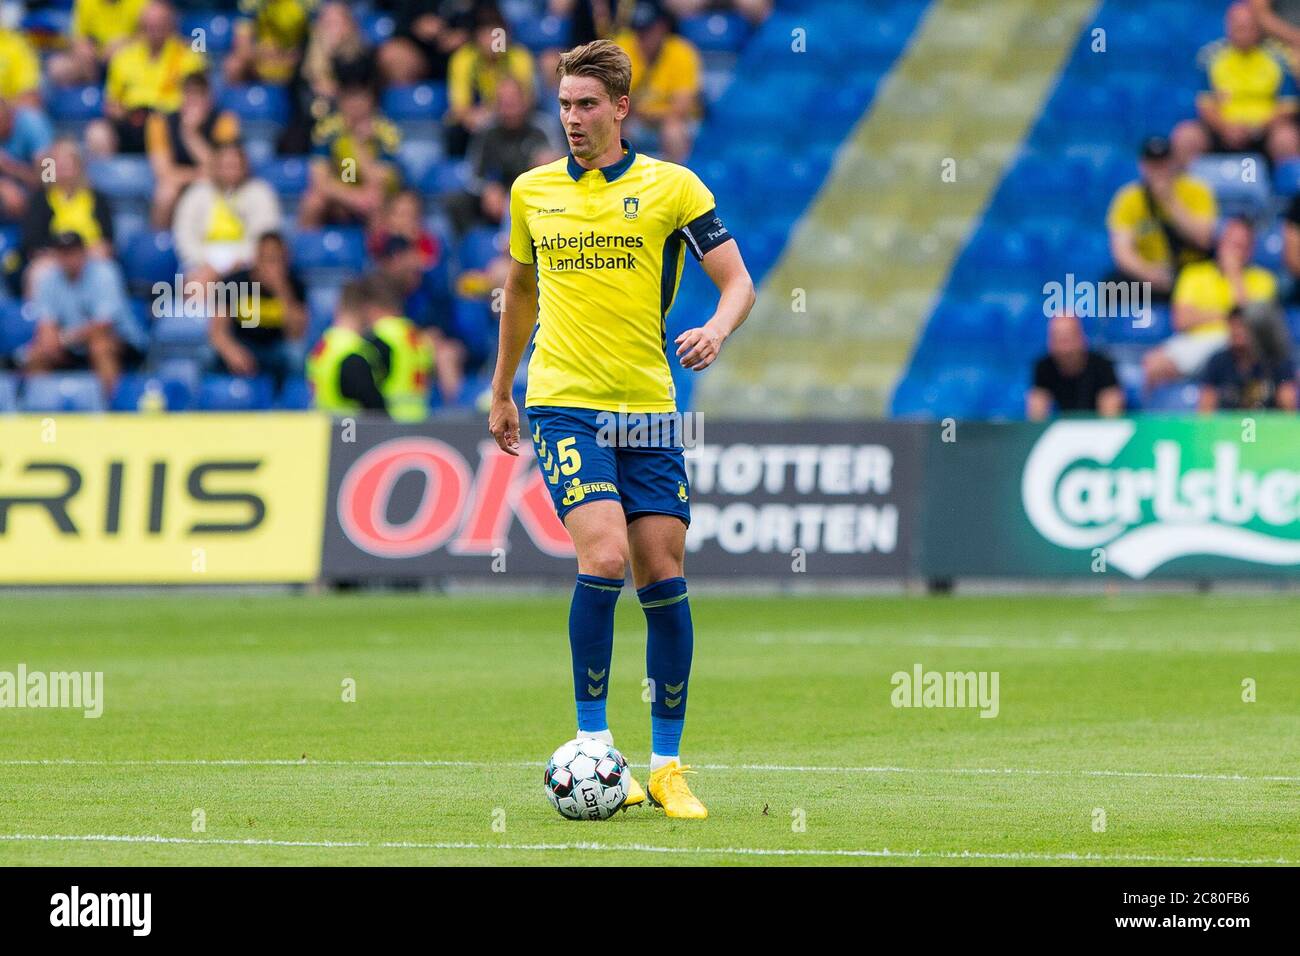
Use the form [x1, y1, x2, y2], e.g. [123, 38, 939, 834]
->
[197, 375, 275, 411]
[87, 156, 155, 201]
[680, 13, 750, 53]
[0, 299, 36, 357]
[20, 372, 105, 412]
[1145, 381, 1200, 412]
[46, 85, 104, 133]
[383, 84, 450, 124]
[0, 372, 17, 412]
[359, 12, 396, 45]
[415, 159, 471, 196]
[151, 312, 208, 348]
[257, 157, 310, 197]
[180, 13, 234, 53]
[1274, 158, 1300, 199]
[1188, 153, 1272, 219]
[123, 231, 180, 298]
[396, 138, 445, 187]
[218, 85, 289, 140]
[510, 14, 569, 51]
[292, 228, 367, 284]
[458, 226, 502, 271]
[276, 376, 312, 410]
[110, 373, 194, 412]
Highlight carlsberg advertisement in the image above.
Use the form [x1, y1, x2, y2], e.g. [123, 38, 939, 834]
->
[922, 417, 1300, 579]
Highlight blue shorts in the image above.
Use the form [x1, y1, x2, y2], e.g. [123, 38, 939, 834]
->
[525, 406, 690, 525]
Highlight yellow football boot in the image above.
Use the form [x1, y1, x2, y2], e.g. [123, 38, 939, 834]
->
[623, 771, 646, 808]
[647, 760, 708, 819]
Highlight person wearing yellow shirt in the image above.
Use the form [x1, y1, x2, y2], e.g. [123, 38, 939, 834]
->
[299, 80, 402, 227]
[48, 0, 149, 87]
[1144, 218, 1278, 387]
[1106, 136, 1217, 300]
[0, 28, 41, 108]
[445, 6, 536, 156]
[614, 3, 702, 162]
[87, 1, 207, 156]
[223, 0, 315, 86]
[1173, 2, 1300, 165]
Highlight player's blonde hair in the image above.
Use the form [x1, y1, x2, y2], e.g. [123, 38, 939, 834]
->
[556, 39, 632, 102]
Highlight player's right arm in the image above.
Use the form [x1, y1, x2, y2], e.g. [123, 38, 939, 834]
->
[488, 257, 537, 455]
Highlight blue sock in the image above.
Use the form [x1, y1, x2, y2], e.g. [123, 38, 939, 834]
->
[569, 574, 623, 733]
[640, 577, 693, 757]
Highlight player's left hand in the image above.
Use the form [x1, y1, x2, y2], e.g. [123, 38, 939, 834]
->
[675, 326, 724, 371]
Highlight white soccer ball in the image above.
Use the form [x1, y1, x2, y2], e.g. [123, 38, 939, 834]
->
[543, 737, 630, 820]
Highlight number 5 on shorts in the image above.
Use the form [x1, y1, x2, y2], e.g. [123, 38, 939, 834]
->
[557, 436, 582, 476]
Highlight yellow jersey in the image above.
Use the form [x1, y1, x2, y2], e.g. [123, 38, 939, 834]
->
[1203, 41, 1291, 127]
[106, 36, 207, 113]
[614, 30, 703, 119]
[509, 140, 728, 413]
[1106, 175, 1217, 269]
[0, 29, 40, 100]
[71, 0, 149, 48]
[1173, 260, 1277, 336]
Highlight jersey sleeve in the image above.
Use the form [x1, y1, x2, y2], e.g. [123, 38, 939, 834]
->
[508, 179, 534, 264]
[675, 167, 732, 260]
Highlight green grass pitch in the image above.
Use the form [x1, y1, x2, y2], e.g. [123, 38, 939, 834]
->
[0, 592, 1296, 866]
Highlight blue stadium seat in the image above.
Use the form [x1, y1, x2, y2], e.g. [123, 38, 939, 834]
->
[218, 85, 289, 140]
[292, 228, 367, 283]
[680, 13, 750, 53]
[1274, 158, 1300, 199]
[359, 12, 396, 45]
[397, 138, 445, 186]
[20, 373, 105, 412]
[383, 83, 450, 122]
[0, 299, 37, 356]
[180, 13, 234, 53]
[122, 231, 180, 297]
[1145, 381, 1201, 412]
[197, 375, 275, 411]
[510, 14, 569, 51]
[276, 376, 312, 410]
[151, 312, 208, 347]
[415, 159, 471, 196]
[257, 156, 310, 197]
[87, 156, 155, 201]
[0, 372, 17, 412]
[110, 373, 194, 412]
[46, 85, 103, 127]
[1189, 153, 1272, 219]
[458, 226, 502, 270]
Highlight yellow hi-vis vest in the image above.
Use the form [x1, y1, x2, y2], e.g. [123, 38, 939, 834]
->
[306, 326, 381, 414]
[369, 314, 433, 422]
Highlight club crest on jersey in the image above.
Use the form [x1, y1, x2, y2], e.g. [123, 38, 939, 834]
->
[676, 481, 689, 502]
[623, 196, 640, 220]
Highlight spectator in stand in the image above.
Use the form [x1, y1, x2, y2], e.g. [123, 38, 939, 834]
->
[146, 72, 242, 228]
[23, 231, 146, 397]
[208, 231, 307, 387]
[373, 232, 464, 404]
[0, 96, 53, 221]
[21, 139, 115, 292]
[173, 141, 283, 286]
[87, 1, 207, 157]
[376, 0, 476, 87]
[1107, 136, 1217, 302]
[1173, 2, 1300, 167]
[447, 76, 560, 236]
[1145, 217, 1278, 388]
[223, 0, 314, 87]
[445, 5, 536, 156]
[1199, 306, 1298, 410]
[298, 78, 401, 227]
[538, 1, 637, 91]
[1027, 313, 1124, 419]
[295, 2, 375, 107]
[0, 22, 41, 109]
[306, 274, 389, 415]
[47, 0, 148, 87]
[614, 2, 703, 162]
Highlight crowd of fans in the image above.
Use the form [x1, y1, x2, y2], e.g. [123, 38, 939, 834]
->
[0, 0, 769, 415]
[1030, 0, 1300, 418]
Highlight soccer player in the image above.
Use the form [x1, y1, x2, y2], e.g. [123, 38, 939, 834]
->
[488, 39, 754, 818]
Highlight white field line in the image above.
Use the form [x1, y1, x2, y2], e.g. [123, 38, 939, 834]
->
[0, 833, 1289, 866]
[752, 631, 1289, 653]
[1, 758, 1296, 783]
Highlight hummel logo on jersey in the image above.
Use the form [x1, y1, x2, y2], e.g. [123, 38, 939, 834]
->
[539, 206, 566, 214]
